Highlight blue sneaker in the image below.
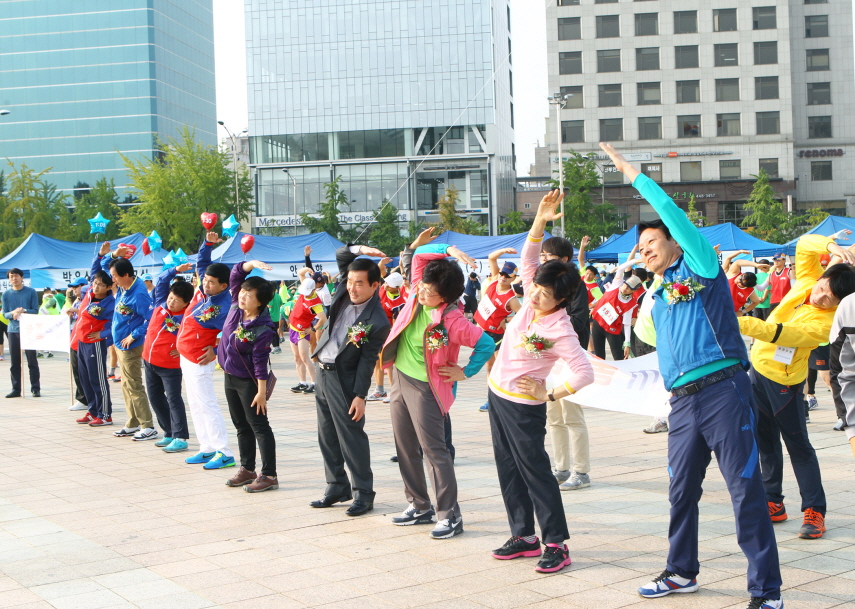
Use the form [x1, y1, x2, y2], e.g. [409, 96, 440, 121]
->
[163, 439, 189, 453]
[638, 570, 699, 598]
[185, 451, 216, 464]
[203, 452, 236, 469]
[154, 437, 173, 448]
[479, 402, 489, 412]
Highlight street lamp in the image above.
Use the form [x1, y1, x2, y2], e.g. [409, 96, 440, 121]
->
[547, 93, 572, 237]
[217, 121, 246, 213]
[0, 110, 10, 116]
[282, 168, 298, 235]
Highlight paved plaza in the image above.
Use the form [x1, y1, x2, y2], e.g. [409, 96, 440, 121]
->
[0, 352, 853, 609]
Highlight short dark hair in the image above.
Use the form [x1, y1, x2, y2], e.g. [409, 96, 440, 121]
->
[821, 263, 855, 301]
[7, 268, 23, 279]
[533, 260, 581, 308]
[422, 259, 465, 304]
[92, 270, 113, 287]
[541, 236, 574, 261]
[638, 219, 673, 242]
[241, 276, 274, 308]
[632, 268, 648, 282]
[585, 265, 598, 275]
[469, 271, 478, 279]
[110, 258, 134, 278]
[347, 258, 381, 285]
[741, 272, 757, 288]
[169, 280, 194, 303]
[205, 263, 230, 285]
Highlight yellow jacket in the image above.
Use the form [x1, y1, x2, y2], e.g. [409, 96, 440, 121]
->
[738, 234, 835, 385]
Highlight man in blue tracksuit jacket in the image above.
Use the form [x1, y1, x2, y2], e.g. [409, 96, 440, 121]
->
[600, 144, 781, 609]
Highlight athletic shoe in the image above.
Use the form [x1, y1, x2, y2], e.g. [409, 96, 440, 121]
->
[366, 390, 387, 401]
[382, 396, 390, 404]
[244, 475, 278, 493]
[643, 419, 669, 434]
[491, 536, 542, 560]
[833, 418, 845, 431]
[113, 426, 140, 437]
[270, 347, 282, 355]
[4, 392, 20, 398]
[45, 353, 54, 358]
[37, 352, 43, 358]
[768, 501, 787, 522]
[111, 376, 121, 383]
[806, 395, 819, 411]
[132, 428, 158, 441]
[637, 570, 699, 598]
[799, 508, 826, 539]
[291, 383, 308, 393]
[746, 598, 783, 609]
[89, 417, 113, 426]
[805, 413, 810, 423]
[391, 504, 436, 526]
[430, 517, 463, 539]
[479, 402, 489, 412]
[560, 472, 591, 491]
[535, 543, 571, 573]
[185, 451, 215, 464]
[69, 401, 88, 411]
[154, 437, 173, 448]
[226, 466, 257, 487]
[203, 452, 236, 469]
[163, 439, 189, 453]
[301, 384, 315, 394]
[32, 390, 40, 398]
[76, 413, 95, 424]
[107, 372, 116, 380]
[553, 469, 571, 484]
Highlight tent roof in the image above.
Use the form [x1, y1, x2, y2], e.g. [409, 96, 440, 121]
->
[584, 226, 639, 262]
[754, 215, 855, 257]
[207, 232, 345, 264]
[429, 230, 553, 259]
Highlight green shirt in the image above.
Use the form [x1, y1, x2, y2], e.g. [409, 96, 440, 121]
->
[754, 271, 771, 308]
[395, 305, 435, 382]
[268, 292, 282, 322]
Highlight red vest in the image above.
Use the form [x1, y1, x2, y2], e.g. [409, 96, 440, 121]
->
[584, 280, 601, 304]
[770, 268, 791, 304]
[380, 286, 408, 323]
[144, 304, 187, 369]
[474, 281, 517, 334]
[289, 293, 322, 331]
[728, 275, 754, 311]
[177, 291, 221, 361]
[592, 289, 641, 335]
[72, 292, 110, 348]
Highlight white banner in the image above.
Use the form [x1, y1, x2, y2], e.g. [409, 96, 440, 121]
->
[19, 314, 71, 353]
[547, 352, 671, 417]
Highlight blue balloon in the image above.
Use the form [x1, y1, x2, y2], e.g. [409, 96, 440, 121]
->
[88, 212, 110, 235]
[148, 230, 162, 252]
[161, 252, 176, 269]
[174, 248, 189, 264]
[222, 214, 240, 238]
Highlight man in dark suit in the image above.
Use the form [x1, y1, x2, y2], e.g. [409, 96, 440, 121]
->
[310, 244, 391, 516]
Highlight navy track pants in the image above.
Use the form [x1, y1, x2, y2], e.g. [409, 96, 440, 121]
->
[77, 341, 112, 419]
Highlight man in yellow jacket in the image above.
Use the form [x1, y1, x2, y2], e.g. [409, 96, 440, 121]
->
[739, 234, 855, 540]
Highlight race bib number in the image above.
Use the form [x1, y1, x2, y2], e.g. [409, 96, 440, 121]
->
[477, 297, 497, 321]
[773, 346, 795, 365]
[598, 303, 619, 326]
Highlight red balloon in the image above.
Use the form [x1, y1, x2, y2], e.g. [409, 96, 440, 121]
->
[200, 212, 218, 231]
[240, 234, 255, 254]
[141, 240, 151, 256]
[117, 243, 137, 259]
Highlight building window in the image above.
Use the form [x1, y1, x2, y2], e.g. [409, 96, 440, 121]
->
[807, 82, 831, 105]
[808, 116, 832, 138]
[805, 15, 829, 37]
[806, 49, 830, 71]
[720, 160, 741, 179]
[674, 11, 697, 34]
[638, 117, 662, 140]
[595, 0, 618, 3]
[678, 115, 701, 138]
[637, 82, 661, 105]
[720, 202, 748, 224]
[642, 163, 662, 181]
[676, 80, 700, 103]
[562, 120, 584, 143]
[559, 52, 582, 74]
[635, 13, 658, 36]
[681, 161, 702, 181]
[716, 78, 740, 102]
[636, 47, 660, 70]
[508, 38, 512, 65]
[804, 0, 827, 3]
[755, 76, 779, 100]
[599, 84, 622, 107]
[558, 0, 580, 5]
[753, 7, 777, 30]
[600, 118, 623, 141]
[560, 86, 583, 108]
[603, 165, 624, 184]
[811, 161, 832, 180]
[596, 15, 620, 38]
[756, 111, 781, 135]
[675, 46, 699, 69]
[524, 203, 531, 209]
[558, 17, 581, 40]
[759, 158, 779, 177]
[509, 70, 513, 96]
[510, 102, 514, 128]
[714, 8, 737, 32]
[717, 113, 741, 136]
[714, 43, 739, 67]
[754, 41, 777, 65]
[597, 49, 621, 72]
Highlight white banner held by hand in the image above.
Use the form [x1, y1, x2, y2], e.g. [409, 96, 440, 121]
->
[19, 314, 71, 353]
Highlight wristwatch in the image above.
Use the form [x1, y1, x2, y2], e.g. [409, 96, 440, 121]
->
[356, 394, 366, 400]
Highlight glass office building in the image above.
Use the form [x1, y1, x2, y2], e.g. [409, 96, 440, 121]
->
[0, 0, 216, 196]
[246, 0, 515, 235]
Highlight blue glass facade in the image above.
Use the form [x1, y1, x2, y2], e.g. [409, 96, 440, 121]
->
[0, 0, 216, 195]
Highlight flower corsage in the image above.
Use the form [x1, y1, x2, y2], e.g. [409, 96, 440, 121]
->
[347, 322, 372, 348]
[163, 316, 180, 333]
[87, 303, 103, 317]
[197, 304, 220, 322]
[519, 332, 554, 359]
[116, 302, 133, 316]
[234, 324, 255, 343]
[662, 277, 705, 304]
[426, 325, 449, 352]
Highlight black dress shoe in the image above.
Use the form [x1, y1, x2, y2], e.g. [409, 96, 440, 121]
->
[31, 390, 40, 398]
[390, 455, 398, 462]
[310, 493, 352, 508]
[5, 392, 20, 398]
[345, 500, 374, 517]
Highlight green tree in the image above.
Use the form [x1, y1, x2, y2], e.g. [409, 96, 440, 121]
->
[741, 170, 792, 243]
[72, 181, 91, 201]
[499, 210, 532, 235]
[119, 126, 253, 251]
[68, 177, 123, 241]
[686, 194, 706, 227]
[367, 201, 409, 256]
[434, 185, 485, 235]
[300, 175, 363, 243]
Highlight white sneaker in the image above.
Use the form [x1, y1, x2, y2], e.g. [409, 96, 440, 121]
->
[132, 427, 159, 441]
[69, 401, 88, 411]
[638, 570, 699, 598]
[430, 517, 463, 539]
[113, 426, 140, 437]
[366, 390, 387, 401]
[643, 419, 669, 434]
[382, 395, 390, 404]
[560, 472, 590, 491]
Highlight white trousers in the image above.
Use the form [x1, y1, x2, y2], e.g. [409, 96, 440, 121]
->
[180, 356, 233, 457]
[546, 398, 590, 474]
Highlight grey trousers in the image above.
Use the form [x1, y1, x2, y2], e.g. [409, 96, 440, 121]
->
[315, 366, 374, 501]
[390, 368, 460, 521]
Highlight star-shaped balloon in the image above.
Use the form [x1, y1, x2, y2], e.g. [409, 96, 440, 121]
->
[161, 251, 176, 269]
[222, 214, 240, 238]
[148, 230, 162, 252]
[173, 248, 189, 264]
[88, 212, 110, 235]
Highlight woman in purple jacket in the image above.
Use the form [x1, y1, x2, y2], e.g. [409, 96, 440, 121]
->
[218, 259, 279, 493]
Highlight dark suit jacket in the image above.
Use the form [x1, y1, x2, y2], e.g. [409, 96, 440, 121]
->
[312, 245, 391, 400]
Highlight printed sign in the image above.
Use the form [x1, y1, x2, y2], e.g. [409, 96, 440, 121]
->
[19, 313, 71, 353]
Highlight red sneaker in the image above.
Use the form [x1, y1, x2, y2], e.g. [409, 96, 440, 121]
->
[76, 413, 94, 424]
[799, 508, 826, 539]
[89, 417, 113, 426]
[768, 501, 787, 522]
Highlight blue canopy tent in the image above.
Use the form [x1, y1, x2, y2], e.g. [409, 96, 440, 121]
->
[753, 215, 855, 257]
[207, 232, 345, 265]
[429, 230, 553, 258]
[584, 226, 639, 262]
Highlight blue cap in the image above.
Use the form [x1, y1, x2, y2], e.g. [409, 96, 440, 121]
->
[140, 273, 153, 281]
[500, 261, 518, 276]
[68, 277, 87, 287]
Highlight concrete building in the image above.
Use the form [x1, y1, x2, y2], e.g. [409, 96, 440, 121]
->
[246, 0, 515, 236]
[544, 0, 854, 227]
[0, 0, 217, 196]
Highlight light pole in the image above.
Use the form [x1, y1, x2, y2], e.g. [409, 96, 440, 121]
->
[547, 93, 572, 237]
[282, 168, 297, 235]
[217, 121, 246, 213]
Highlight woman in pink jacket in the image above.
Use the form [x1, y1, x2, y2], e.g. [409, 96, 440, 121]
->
[381, 229, 496, 539]
[487, 190, 595, 573]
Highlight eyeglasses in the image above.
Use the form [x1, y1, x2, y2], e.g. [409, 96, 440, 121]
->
[417, 284, 437, 297]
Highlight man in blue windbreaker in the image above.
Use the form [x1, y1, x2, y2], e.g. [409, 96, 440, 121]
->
[600, 143, 782, 609]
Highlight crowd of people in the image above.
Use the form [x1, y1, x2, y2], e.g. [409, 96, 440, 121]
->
[5, 143, 855, 609]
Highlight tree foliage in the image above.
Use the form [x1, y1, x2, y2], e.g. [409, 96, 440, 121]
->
[742, 170, 831, 243]
[367, 201, 409, 256]
[434, 185, 485, 235]
[499, 210, 532, 235]
[686, 195, 706, 227]
[300, 175, 362, 243]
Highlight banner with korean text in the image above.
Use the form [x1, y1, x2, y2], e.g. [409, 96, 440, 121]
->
[19, 314, 71, 353]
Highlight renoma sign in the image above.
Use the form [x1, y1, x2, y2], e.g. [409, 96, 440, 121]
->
[255, 210, 412, 228]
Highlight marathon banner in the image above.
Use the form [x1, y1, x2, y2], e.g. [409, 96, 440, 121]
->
[30, 267, 164, 289]
[19, 313, 70, 353]
[547, 352, 671, 417]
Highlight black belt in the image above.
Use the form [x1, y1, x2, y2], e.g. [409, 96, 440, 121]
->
[318, 362, 336, 371]
[671, 363, 743, 397]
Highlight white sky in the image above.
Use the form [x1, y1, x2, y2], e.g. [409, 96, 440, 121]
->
[212, 0, 549, 175]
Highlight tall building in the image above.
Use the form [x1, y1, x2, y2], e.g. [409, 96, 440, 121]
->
[0, 1, 217, 196]
[545, 0, 854, 227]
[247, 0, 515, 235]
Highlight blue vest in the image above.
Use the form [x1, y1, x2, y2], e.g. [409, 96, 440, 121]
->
[652, 256, 748, 390]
